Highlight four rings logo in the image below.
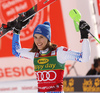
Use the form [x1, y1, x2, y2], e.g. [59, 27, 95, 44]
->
[35, 71, 57, 81]
[38, 58, 49, 64]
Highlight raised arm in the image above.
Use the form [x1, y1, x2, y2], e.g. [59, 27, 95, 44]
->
[12, 18, 35, 60]
[57, 20, 91, 64]
[12, 33, 21, 57]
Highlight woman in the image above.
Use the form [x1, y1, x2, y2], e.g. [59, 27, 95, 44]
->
[86, 58, 100, 75]
[12, 20, 90, 93]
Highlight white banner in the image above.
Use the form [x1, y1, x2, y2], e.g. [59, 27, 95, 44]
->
[0, 57, 36, 81]
[0, 79, 38, 93]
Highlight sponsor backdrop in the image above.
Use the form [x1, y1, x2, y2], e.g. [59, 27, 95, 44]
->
[0, 0, 67, 82]
[0, 0, 100, 92]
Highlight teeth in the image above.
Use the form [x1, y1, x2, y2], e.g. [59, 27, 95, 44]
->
[38, 44, 42, 46]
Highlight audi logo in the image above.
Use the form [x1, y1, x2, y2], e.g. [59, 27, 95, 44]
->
[35, 71, 57, 81]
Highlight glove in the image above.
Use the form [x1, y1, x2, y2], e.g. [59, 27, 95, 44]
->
[79, 20, 90, 39]
[13, 11, 35, 34]
[7, 19, 16, 28]
[13, 17, 30, 34]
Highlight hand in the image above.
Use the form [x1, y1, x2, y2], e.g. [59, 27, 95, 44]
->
[79, 20, 90, 39]
[13, 17, 30, 34]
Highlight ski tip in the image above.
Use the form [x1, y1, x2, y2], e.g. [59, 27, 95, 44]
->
[69, 9, 81, 23]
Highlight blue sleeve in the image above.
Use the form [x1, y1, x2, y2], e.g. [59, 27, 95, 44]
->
[12, 33, 21, 57]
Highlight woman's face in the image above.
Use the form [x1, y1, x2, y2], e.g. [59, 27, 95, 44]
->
[34, 34, 48, 50]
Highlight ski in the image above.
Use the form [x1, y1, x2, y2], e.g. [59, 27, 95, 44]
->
[0, 0, 56, 38]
